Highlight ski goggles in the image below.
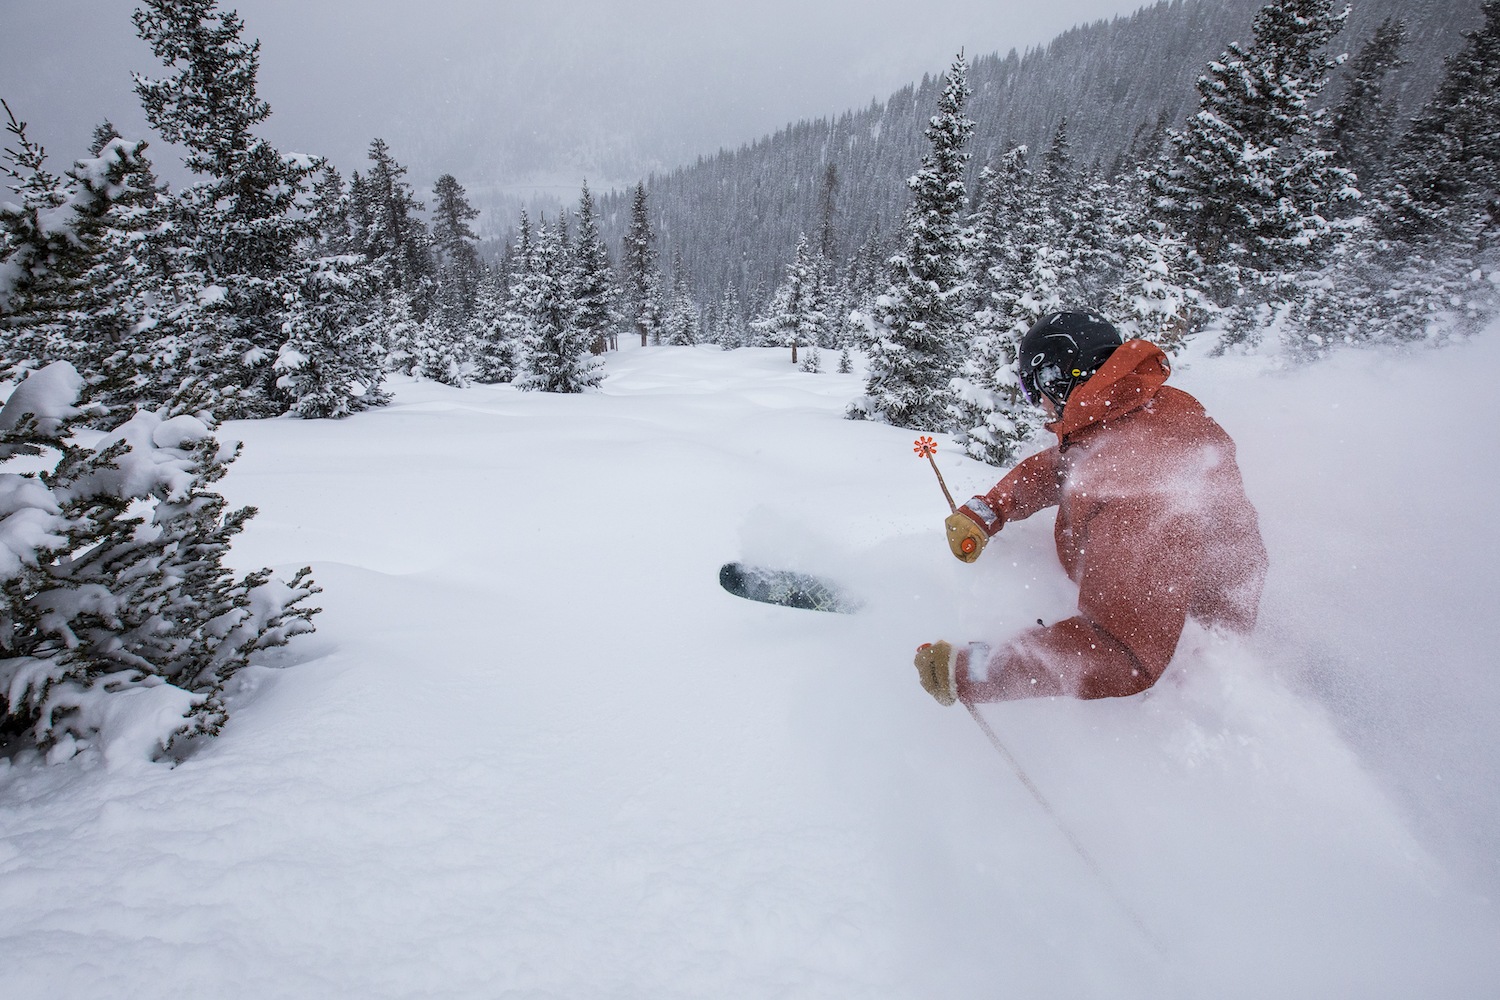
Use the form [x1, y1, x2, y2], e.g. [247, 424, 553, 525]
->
[1017, 370, 1037, 406]
[1018, 363, 1065, 408]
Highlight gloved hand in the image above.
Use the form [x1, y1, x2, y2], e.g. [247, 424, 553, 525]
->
[945, 510, 989, 563]
[914, 641, 958, 705]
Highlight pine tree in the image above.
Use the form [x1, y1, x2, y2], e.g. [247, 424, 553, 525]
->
[416, 176, 477, 386]
[275, 254, 391, 416]
[498, 212, 538, 371]
[571, 182, 619, 354]
[132, 0, 324, 417]
[0, 104, 184, 423]
[413, 313, 469, 386]
[949, 151, 1048, 467]
[620, 182, 660, 346]
[470, 266, 518, 383]
[983, 147, 1068, 340]
[431, 172, 483, 331]
[712, 285, 746, 349]
[663, 263, 701, 347]
[817, 161, 840, 262]
[1058, 168, 1122, 308]
[69, 135, 188, 419]
[352, 139, 435, 312]
[0, 362, 320, 756]
[1326, 17, 1409, 195]
[754, 235, 829, 364]
[1149, 0, 1355, 327]
[1104, 197, 1202, 351]
[516, 219, 602, 393]
[638, 270, 665, 346]
[1291, 1, 1500, 353]
[371, 290, 421, 376]
[1379, 1, 1500, 240]
[1, 103, 99, 365]
[310, 163, 352, 252]
[1039, 118, 1077, 236]
[850, 54, 975, 430]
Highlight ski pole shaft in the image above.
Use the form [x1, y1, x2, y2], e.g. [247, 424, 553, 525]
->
[913, 437, 957, 513]
[928, 454, 956, 513]
[962, 699, 1167, 958]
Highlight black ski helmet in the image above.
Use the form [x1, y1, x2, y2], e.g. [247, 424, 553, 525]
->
[1017, 311, 1124, 410]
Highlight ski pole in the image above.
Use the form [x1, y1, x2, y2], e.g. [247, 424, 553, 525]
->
[916, 437, 985, 557]
[913, 436, 957, 513]
[962, 698, 1168, 958]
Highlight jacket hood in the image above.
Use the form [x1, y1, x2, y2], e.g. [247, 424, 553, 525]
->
[1049, 339, 1171, 441]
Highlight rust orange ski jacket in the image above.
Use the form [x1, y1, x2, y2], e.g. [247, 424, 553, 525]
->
[954, 339, 1267, 701]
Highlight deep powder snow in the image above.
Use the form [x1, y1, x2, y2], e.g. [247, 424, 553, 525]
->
[1, 335, 1497, 998]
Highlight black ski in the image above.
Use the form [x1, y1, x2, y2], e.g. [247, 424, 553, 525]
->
[718, 562, 861, 613]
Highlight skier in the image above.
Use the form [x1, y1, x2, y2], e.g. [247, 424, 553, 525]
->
[915, 311, 1267, 704]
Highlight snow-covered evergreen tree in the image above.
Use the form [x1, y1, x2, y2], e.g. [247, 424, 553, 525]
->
[663, 253, 700, 346]
[1378, 1, 1500, 242]
[470, 266, 518, 383]
[275, 254, 390, 417]
[1, 106, 167, 412]
[132, 0, 325, 418]
[413, 313, 469, 387]
[497, 213, 538, 371]
[571, 182, 619, 354]
[1149, 0, 1355, 336]
[948, 151, 1049, 467]
[310, 163, 352, 252]
[1059, 168, 1124, 308]
[516, 219, 602, 393]
[369, 290, 419, 376]
[1290, 1, 1500, 353]
[0, 362, 319, 759]
[350, 138, 435, 314]
[1326, 17, 1409, 197]
[1105, 215, 1201, 352]
[620, 182, 660, 347]
[431, 172, 482, 333]
[712, 286, 747, 349]
[754, 235, 829, 364]
[637, 270, 665, 347]
[1039, 118, 1078, 243]
[849, 54, 974, 430]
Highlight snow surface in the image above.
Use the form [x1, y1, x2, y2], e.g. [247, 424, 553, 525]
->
[2, 335, 1498, 998]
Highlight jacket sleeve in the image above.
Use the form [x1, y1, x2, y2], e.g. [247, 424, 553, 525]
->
[957, 499, 1198, 702]
[964, 447, 1063, 534]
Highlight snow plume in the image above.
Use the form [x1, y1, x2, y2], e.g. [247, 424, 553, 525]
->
[0, 362, 319, 766]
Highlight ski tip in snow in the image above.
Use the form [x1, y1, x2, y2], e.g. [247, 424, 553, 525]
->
[718, 562, 862, 614]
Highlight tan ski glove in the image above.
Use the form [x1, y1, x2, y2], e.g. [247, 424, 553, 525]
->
[945, 510, 989, 563]
[914, 641, 958, 705]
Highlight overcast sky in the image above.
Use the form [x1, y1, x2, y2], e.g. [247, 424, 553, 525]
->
[1, 0, 1149, 200]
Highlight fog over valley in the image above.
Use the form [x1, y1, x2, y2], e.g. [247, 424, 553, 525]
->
[0, 0, 1147, 223]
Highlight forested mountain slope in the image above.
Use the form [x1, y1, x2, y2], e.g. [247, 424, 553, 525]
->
[598, 0, 1474, 314]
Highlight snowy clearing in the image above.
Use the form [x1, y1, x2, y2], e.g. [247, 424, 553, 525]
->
[2, 337, 1498, 998]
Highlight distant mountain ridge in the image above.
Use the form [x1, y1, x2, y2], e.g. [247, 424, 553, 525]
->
[595, 0, 1476, 315]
